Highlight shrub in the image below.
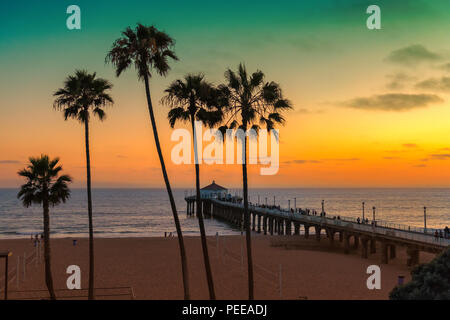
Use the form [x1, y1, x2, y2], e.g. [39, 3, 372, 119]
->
[390, 248, 450, 300]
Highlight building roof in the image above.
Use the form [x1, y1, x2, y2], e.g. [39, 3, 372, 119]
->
[201, 181, 227, 191]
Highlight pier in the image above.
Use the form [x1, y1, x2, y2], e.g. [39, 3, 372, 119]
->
[185, 195, 449, 267]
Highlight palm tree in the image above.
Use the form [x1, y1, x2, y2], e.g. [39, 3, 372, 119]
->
[106, 24, 190, 299]
[53, 70, 113, 300]
[17, 155, 72, 300]
[162, 73, 222, 300]
[218, 63, 292, 299]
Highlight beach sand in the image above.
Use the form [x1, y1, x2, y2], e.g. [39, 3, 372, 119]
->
[0, 235, 436, 300]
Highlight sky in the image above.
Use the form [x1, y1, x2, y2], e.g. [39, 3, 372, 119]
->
[1, 0, 450, 188]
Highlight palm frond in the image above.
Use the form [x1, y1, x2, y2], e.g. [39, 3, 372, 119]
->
[107, 24, 178, 81]
[163, 73, 223, 129]
[167, 107, 190, 128]
[54, 71, 113, 123]
[17, 155, 72, 208]
[218, 64, 292, 131]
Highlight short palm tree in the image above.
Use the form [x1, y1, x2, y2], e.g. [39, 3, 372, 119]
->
[53, 70, 113, 300]
[17, 155, 72, 300]
[162, 73, 222, 300]
[106, 24, 191, 299]
[218, 63, 292, 299]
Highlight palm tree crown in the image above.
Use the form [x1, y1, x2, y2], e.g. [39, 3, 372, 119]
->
[18, 155, 72, 207]
[53, 70, 113, 122]
[218, 63, 292, 131]
[106, 23, 178, 80]
[163, 73, 222, 128]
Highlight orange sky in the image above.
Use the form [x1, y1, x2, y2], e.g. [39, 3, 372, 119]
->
[1, 75, 450, 188]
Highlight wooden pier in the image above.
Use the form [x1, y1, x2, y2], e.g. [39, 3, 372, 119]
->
[186, 196, 449, 266]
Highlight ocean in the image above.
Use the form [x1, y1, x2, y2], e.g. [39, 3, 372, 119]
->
[0, 188, 449, 239]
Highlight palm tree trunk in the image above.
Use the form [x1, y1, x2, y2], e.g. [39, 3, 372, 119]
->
[242, 134, 254, 300]
[42, 193, 56, 300]
[144, 74, 190, 300]
[191, 119, 216, 300]
[84, 117, 95, 300]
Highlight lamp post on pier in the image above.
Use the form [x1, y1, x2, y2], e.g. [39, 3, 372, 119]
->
[288, 200, 291, 212]
[321, 200, 324, 215]
[372, 206, 376, 222]
[274, 196, 276, 206]
[424, 206, 427, 233]
[362, 202, 365, 221]
[294, 197, 297, 212]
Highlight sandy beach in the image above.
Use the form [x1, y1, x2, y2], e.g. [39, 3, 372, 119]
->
[0, 234, 436, 300]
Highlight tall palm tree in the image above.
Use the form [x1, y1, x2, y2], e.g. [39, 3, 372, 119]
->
[17, 155, 72, 300]
[53, 70, 113, 300]
[162, 73, 222, 300]
[106, 24, 191, 299]
[218, 63, 292, 299]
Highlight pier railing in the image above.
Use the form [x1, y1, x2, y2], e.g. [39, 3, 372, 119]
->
[207, 199, 450, 248]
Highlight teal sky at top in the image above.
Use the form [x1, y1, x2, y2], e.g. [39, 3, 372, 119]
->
[1, 0, 450, 102]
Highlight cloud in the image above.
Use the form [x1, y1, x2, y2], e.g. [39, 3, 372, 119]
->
[284, 158, 359, 165]
[386, 44, 441, 66]
[0, 160, 20, 164]
[421, 152, 450, 161]
[439, 63, 450, 72]
[430, 154, 450, 160]
[324, 158, 360, 162]
[383, 156, 401, 160]
[339, 93, 443, 111]
[296, 108, 311, 114]
[384, 144, 419, 154]
[283, 160, 321, 165]
[414, 164, 427, 168]
[415, 76, 450, 92]
[386, 73, 416, 90]
[295, 108, 324, 115]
